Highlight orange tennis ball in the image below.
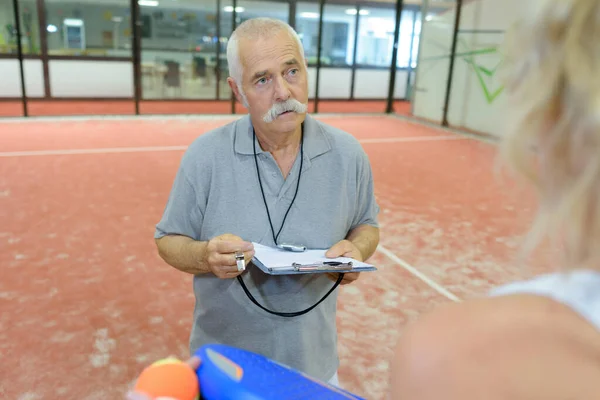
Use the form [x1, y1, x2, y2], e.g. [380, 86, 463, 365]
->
[134, 358, 199, 400]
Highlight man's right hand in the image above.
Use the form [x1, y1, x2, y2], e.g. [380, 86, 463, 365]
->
[203, 234, 255, 279]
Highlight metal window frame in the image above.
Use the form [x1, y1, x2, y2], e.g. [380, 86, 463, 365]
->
[4, 0, 463, 119]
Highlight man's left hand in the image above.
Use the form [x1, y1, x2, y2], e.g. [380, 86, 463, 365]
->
[325, 240, 362, 285]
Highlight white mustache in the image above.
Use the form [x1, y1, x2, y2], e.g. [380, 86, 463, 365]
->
[263, 99, 308, 123]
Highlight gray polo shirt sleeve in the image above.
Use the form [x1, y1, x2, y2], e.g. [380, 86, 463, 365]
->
[351, 147, 380, 230]
[154, 149, 205, 241]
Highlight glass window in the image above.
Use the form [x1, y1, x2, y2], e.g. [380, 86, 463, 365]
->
[396, 9, 418, 68]
[44, 0, 131, 57]
[21, 0, 41, 55]
[140, 0, 218, 100]
[295, 2, 319, 64]
[355, 5, 395, 68]
[218, 0, 234, 100]
[296, 3, 356, 67]
[0, 0, 41, 55]
[237, 0, 288, 23]
[0, 0, 16, 54]
[410, 16, 421, 68]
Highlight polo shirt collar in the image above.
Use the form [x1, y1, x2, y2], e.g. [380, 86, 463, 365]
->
[234, 114, 331, 159]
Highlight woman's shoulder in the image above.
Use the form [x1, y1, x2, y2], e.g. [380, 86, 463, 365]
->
[388, 272, 600, 399]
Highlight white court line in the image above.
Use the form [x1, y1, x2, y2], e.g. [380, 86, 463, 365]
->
[360, 136, 465, 144]
[0, 145, 188, 157]
[0, 135, 465, 158]
[0, 114, 242, 123]
[377, 244, 461, 303]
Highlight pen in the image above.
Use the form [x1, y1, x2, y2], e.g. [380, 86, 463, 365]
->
[292, 262, 353, 272]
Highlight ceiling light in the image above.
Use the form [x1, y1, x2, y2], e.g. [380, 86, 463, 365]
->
[300, 12, 319, 19]
[346, 9, 369, 16]
[46, 24, 58, 33]
[138, 0, 159, 7]
[63, 18, 84, 26]
[224, 6, 245, 12]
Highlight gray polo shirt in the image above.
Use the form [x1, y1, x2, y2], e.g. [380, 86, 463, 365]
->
[155, 114, 379, 381]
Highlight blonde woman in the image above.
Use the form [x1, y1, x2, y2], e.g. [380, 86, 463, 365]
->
[389, 0, 600, 398]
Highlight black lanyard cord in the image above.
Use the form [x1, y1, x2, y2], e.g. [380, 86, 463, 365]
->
[254, 127, 303, 245]
[238, 272, 343, 318]
[236, 126, 343, 318]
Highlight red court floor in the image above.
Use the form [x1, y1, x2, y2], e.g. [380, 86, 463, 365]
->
[0, 114, 547, 399]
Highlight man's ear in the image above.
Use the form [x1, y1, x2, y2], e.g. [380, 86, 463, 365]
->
[227, 77, 244, 105]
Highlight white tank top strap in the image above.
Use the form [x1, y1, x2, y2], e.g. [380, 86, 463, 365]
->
[489, 270, 600, 330]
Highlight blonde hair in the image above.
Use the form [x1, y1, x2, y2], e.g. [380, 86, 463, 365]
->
[500, 0, 600, 270]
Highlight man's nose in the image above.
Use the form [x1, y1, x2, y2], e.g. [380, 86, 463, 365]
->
[273, 76, 291, 102]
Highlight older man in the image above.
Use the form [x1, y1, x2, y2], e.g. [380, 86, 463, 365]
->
[154, 17, 379, 385]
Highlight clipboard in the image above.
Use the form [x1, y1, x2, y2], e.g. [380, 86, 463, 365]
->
[250, 242, 377, 276]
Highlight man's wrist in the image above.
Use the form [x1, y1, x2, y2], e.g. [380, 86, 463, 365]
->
[187, 240, 210, 274]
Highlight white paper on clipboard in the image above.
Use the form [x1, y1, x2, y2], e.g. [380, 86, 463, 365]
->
[250, 242, 376, 274]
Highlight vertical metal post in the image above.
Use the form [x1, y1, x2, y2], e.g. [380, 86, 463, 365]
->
[409, 0, 429, 115]
[130, 0, 141, 115]
[216, 0, 222, 100]
[385, 0, 404, 113]
[230, 0, 238, 115]
[288, 0, 296, 30]
[314, 0, 325, 113]
[12, 0, 28, 116]
[349, 4, 360, 100]
[442, 0, 463, 126]
[36, 0, 51, 98]
[404, 9, 418, 100]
